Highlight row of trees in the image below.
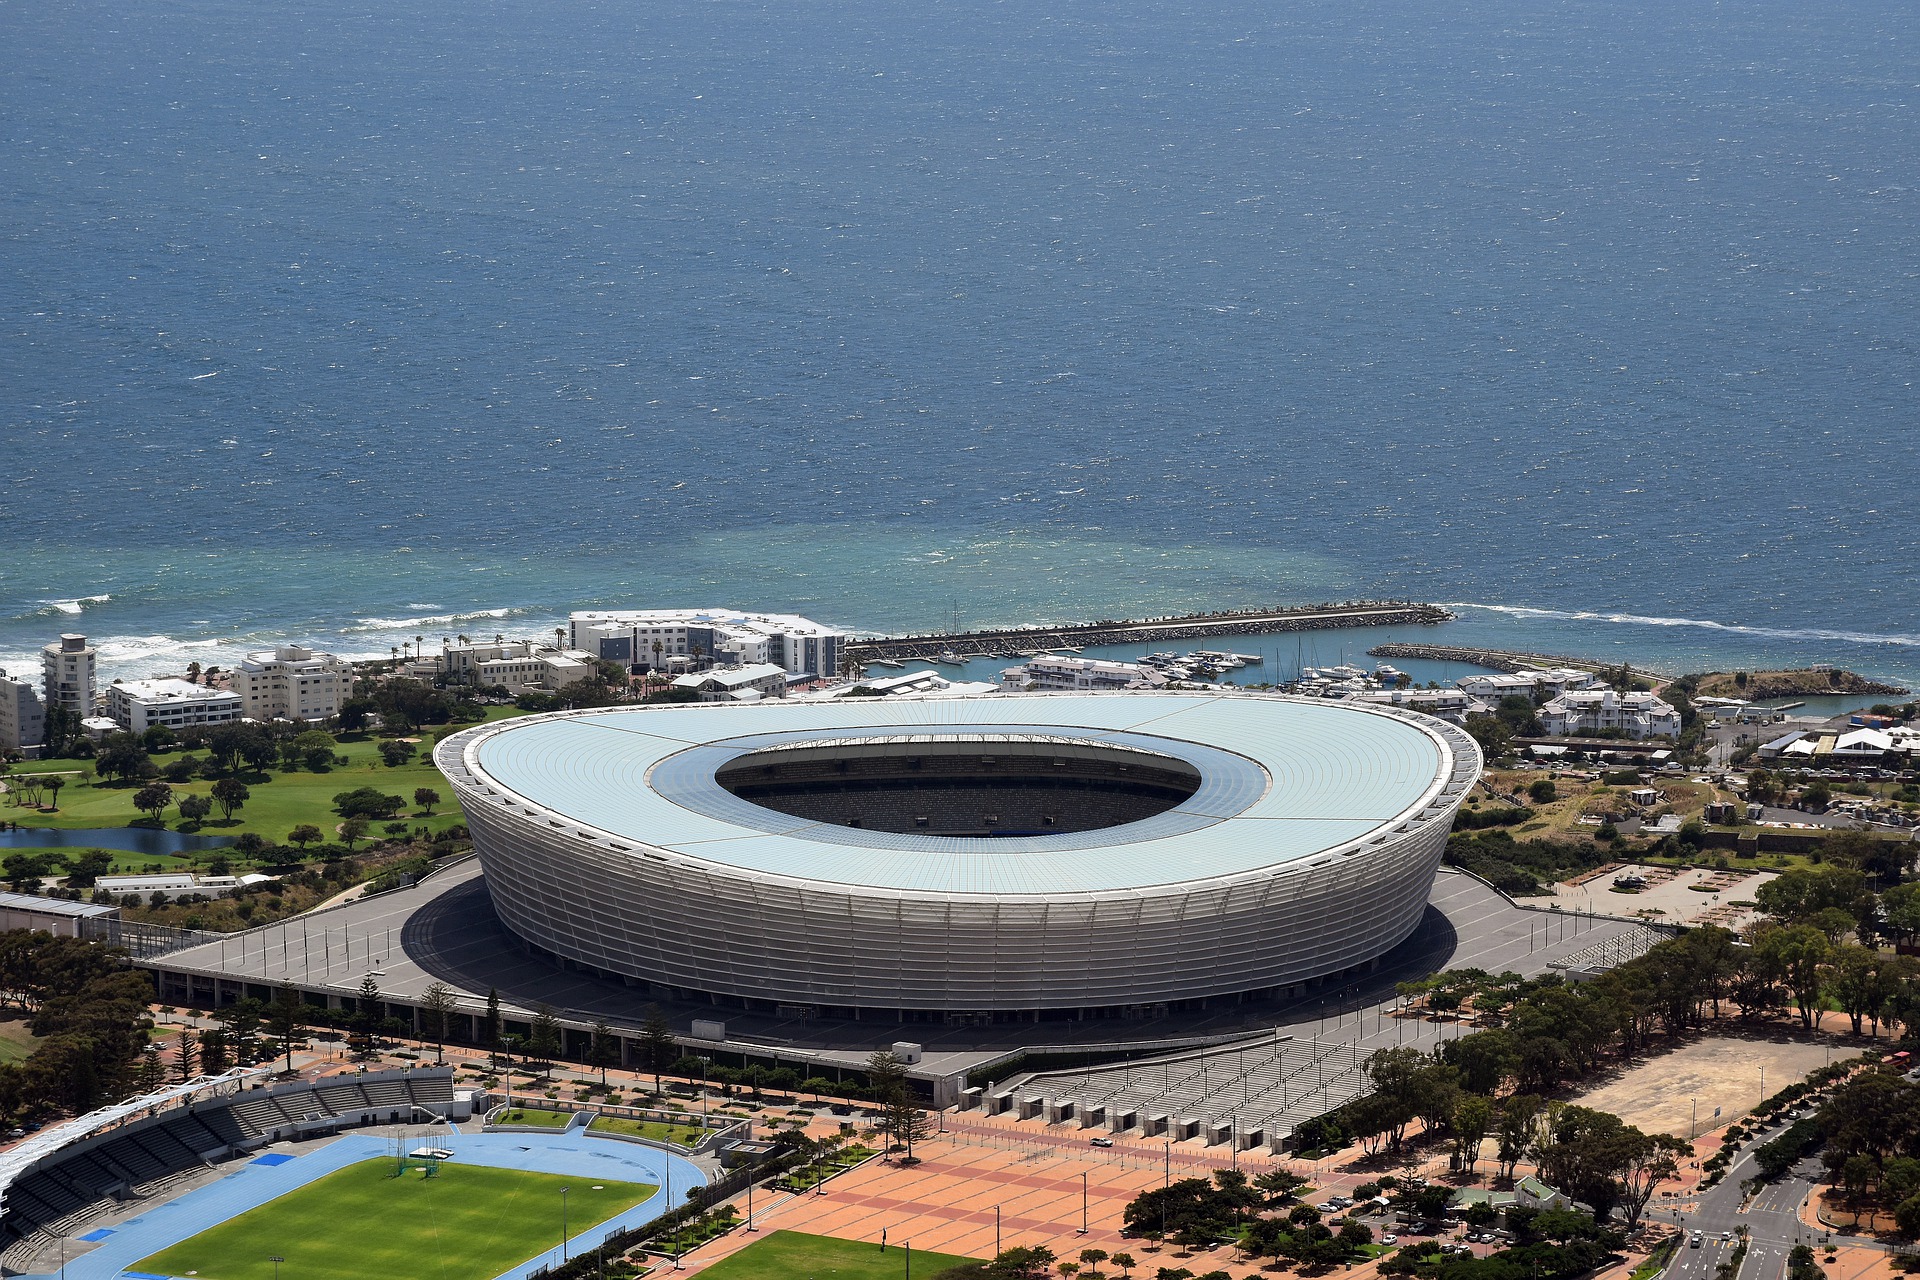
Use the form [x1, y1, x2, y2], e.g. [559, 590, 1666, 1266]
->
[0, 931, 156, 1116]
[1333, 1043, 1686, 1225]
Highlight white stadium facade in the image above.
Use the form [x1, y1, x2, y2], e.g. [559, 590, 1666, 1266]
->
[434, 692, 1482, 1021]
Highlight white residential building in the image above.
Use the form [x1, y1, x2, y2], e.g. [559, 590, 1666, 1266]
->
[571, 608, 848, 679]
[96, 871, 275, 900]
[1355, 687, 1488, 725]
[41, 634, 96, 717]
[1456, 668, 1598, 702]
[1538, 689, 1681, 740]
[234, 645, 356, 723]
[411, 640, 598, 696]
[1001, 655, 1159, 692]
[670, 663, 791, 703]
[105, 679, 245, 734]
[0, 669, 46, 753]
[820, 669, 999, 699]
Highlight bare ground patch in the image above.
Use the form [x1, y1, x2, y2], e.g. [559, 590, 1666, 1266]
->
[1569, 1034, 1835, 1137]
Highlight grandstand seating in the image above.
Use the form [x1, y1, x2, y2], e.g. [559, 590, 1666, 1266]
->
[0, 1068, 460, 1254]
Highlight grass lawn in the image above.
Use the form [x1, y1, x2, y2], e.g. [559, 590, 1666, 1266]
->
[10, 709, 538, 859]
[496, 1107, 574, 1128]
[588, 1114, 706, 1146]
[136, 1158, 652, 1280]
[694, 1231, 977, 1280]
[0, 1020, 43, 1066]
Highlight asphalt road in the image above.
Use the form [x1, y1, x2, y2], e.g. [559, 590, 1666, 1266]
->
[1660, 1125, 1870, 1280]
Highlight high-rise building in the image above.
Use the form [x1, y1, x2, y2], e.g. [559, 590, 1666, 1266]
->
[570, 608, 847, 679]
[41, 634, 96, 717]
[0, 669, 46, 753]
[233, 645, 356, 723]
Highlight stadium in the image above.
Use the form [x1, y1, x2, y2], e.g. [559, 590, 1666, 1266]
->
[434, 692, 1482, 1019]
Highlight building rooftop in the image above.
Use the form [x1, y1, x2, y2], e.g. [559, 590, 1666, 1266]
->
[0, 891, 118, 919]
[447, 692, 1470, 896]
[109, 678, 240, 704]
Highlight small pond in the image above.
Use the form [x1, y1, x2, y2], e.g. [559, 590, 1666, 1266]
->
[0, 826, 234, 855]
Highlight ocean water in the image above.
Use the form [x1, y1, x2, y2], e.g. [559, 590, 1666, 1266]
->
[2, 0, 1916, 688]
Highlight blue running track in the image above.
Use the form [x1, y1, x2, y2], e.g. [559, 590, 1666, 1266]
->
[19, 1130, 706, 1280]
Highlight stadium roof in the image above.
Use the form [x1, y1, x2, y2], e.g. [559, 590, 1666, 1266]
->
[460, 693, 1463, 897]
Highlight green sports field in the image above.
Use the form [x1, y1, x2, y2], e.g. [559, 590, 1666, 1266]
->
[694, 1230, 978, 1280]
[136, 1159, 654, 1280]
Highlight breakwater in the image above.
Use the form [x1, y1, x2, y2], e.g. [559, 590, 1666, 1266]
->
[848, 601, 1452, 663]
[1366, 643, 1671, 679]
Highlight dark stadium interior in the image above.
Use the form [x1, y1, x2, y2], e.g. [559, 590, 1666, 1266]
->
[713, 740, 1203, 835]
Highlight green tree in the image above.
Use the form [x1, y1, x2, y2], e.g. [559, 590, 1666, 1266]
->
[293, 729, 339, 771]
[93, 734, 153, 784]
[200, 1027, 232, 1074]
[421, 981, 457, 1065]
[174, 1028, 199, 1082]
[1528, 779, 1557, 804]
[136, 1042, 166, 1092]
[529, 1004, 562, 1077]
[177, 792, 212, 824]
[216, 998, 266, 1064]
[287, 823, 324, 851]
[339, 817, 370, 848]
[588, 1019, 618, 1085]
[355, 973, 383, 1044]
[332, 786, 406, 819]
[1453, 1094, 1494, 1174]
[1755, 923, 1832, 1030]
[132, 781, 174, 822]
[1463, 714, 1512, 759]
[482, 988, 502, 1060]
[40, 776, 64, 809]
[210, 775, 250, 821]
[413, 787, 440, 814]
[63, 849, 114, 889]
[640, 1005, 675, 1092]
[984, 1246, 1057, 1280]
[379, 739, 416, 768]
[268, 984, 306, 1072]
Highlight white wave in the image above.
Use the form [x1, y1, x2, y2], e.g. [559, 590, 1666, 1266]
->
[1447, 602, 1920, 650]
[21, 593, 113, 619]
[339, 606, 527, 633]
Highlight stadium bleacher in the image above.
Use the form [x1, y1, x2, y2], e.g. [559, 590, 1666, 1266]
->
[0, 1067, 461, 1257]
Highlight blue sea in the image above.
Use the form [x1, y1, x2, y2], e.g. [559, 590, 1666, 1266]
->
[2, 0, 1915, 690]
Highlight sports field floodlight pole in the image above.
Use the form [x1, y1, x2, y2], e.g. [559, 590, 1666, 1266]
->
[561, 1186, 570, 1263]
[269, 1256, 283, 1280]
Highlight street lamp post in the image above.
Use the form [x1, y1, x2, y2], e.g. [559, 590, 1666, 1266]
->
[1079, 1170, 1089, 1235]
[561, 1186, 570, 1263]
